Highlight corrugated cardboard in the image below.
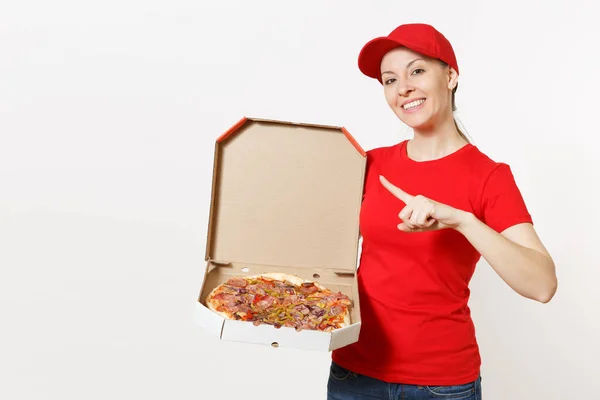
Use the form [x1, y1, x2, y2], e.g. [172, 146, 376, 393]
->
[195, 117, 366, 351]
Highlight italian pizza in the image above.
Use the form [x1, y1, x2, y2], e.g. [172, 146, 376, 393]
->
[206, 273, 352, 332]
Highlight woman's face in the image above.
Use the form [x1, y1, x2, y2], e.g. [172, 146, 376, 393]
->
[380, 47, 458, 131]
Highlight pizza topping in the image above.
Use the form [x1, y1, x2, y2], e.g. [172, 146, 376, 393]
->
[207, 274, 352, 332]
[284, 286, 296, 295]
[272, 281, 287, 293]
[297, 305, 310, 315]
[313, 308, 326, 318]
[246, 284, 265, 295]
[227, 277, 248, 288]
[299, 282, 319, 294]
[329, 305, 343, 316]
[241, 293, 256, 304]
[254, 295, 276, 310]
[212, 292, 238, 307]
[282, 294, 299, 306]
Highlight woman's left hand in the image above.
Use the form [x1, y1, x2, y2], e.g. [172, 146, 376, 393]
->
[379, 175, 470, 232]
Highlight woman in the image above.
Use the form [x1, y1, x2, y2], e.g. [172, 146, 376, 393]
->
[328, 23, 557, 400]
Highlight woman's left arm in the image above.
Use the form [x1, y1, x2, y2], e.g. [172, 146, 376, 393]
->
[456, 215, 557, 303]
[379, 175, 558, 304]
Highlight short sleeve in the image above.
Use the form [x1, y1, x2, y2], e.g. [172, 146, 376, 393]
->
[480, 163, 533, 233]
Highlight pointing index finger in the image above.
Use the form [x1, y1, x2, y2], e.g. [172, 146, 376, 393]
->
[379, 175, 413, 204]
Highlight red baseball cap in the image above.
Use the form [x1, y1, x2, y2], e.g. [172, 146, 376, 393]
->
[357, 23, 459, 83]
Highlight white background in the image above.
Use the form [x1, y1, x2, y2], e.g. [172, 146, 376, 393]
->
[1, 1, 598, 399]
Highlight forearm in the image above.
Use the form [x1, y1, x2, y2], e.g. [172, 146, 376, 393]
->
[456, 213, 557, 303]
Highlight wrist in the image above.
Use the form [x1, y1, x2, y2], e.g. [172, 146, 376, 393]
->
[454, 210, 477, 233]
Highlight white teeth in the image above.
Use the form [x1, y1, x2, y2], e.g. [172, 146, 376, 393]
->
[403, 99, 425, 110]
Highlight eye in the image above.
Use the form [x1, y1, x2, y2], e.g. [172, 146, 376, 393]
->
[384, 77, 397, 85]
[411, 68, 425, 75]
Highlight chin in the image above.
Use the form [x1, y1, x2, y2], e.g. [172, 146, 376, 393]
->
[395, 112, 433, 130]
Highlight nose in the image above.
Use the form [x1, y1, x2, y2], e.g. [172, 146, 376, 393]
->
[397, 80, 413, 97]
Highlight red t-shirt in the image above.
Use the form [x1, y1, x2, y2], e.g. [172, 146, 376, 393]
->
[332, 140, 533, 385]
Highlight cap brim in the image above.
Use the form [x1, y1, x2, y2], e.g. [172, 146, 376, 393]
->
[358, 37, 407, 83]
[357, 36, 441, 84]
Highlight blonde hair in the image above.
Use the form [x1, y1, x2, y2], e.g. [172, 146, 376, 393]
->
[451, 85, 470, 143]
[440, 61, 470, 143]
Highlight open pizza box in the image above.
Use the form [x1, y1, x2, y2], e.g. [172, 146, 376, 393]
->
[195, 116, 366, 351]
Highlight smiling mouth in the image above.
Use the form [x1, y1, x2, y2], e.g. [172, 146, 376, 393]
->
[402, 99, 426, 110]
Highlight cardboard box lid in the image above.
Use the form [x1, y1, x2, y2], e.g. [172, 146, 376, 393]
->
[205, 117, 366, 272]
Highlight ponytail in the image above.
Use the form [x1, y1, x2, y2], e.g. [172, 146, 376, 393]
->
[441, 60, 471, 144]
[454, 117, 470, 144]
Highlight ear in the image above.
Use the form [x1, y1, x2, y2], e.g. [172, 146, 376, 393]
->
[447, 67, 459, 90]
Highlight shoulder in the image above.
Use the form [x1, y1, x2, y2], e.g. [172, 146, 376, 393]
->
[457, 145, 526, 213]
[465, 144, 501, 170]
[466, 147, 532, 230]
[366, 142, 403, 156]
[463, 144, 513, 183]
[466, 146, 528, 205]
[365, 140, 406, 163]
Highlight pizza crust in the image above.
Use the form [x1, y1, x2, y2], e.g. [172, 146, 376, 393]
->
[206, 300, 234, 320]
[343, 310, 350, 327]
[205, 273, 351, 329]
[250, 272, 327, 290]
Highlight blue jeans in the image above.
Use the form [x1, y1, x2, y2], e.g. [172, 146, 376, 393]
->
[327, 361, 482, 400]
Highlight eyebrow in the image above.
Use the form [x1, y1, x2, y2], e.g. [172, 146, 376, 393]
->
[381, 58, 426, 77]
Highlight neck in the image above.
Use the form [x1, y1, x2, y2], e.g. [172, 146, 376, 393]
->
[408, 117, 467, 161]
